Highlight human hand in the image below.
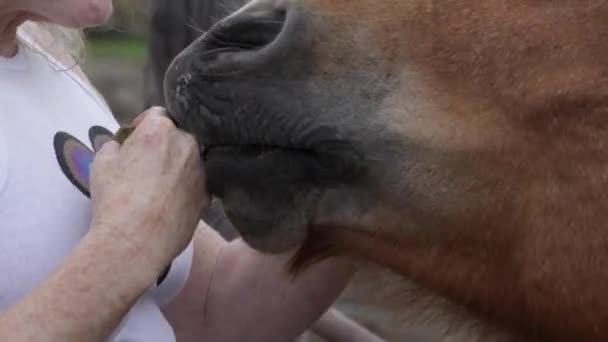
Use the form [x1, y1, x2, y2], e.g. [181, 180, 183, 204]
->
[89, 107, 208, 270]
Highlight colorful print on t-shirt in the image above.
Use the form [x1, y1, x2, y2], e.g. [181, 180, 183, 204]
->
[53, 126, 113, 198]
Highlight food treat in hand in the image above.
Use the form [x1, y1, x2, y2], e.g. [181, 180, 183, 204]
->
[113, 126, 135, 145]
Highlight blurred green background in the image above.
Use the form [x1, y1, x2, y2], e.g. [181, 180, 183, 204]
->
[82, 0, 149, 124]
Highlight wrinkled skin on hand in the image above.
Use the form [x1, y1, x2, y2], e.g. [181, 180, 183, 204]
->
[90, 108, 207, 267]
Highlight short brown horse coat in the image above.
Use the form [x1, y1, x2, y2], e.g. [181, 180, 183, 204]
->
[166, 0, 608, 340]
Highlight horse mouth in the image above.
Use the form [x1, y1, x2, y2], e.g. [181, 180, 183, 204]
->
[203, 144, 315, 160]
[161, 0, 374, 253]
[203, 141, 364, 197]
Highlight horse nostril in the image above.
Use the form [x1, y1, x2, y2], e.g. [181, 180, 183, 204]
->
[164, 1, 297, 121]
[207, 8, 287, 52]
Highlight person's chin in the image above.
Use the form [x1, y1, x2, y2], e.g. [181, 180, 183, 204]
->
[74, 0, 113, 27]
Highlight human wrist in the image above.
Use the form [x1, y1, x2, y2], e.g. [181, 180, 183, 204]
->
[86, 221, 171, 289]
[0, 226, 168, 341]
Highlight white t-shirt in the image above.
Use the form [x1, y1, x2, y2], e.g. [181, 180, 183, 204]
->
[0, 33, 193, 341]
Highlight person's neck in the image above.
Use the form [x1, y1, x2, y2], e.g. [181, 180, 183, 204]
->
[0, 7, 30, 58]
[0, 30, 18, 57]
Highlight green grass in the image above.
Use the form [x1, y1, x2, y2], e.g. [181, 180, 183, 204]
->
[86, 35, 146, 61]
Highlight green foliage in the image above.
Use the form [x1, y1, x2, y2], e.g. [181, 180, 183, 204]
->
[86, 35, 146, 61]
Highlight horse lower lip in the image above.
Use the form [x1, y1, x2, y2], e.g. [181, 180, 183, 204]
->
[204, 145, 310, 160]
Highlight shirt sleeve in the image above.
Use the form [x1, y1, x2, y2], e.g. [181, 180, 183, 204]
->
[149, 239, 194, 307]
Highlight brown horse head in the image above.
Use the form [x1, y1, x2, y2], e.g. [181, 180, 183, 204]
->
[165, 0, 608, 340]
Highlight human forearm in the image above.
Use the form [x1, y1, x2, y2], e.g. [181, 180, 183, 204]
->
[311, 308, 386, 342]
[177, 230, 353, 342]
[162, 222, 227, 341]
[209, 241, 353, 341]
[166, 224, 388, 342]
[0, 227, 163, 342]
